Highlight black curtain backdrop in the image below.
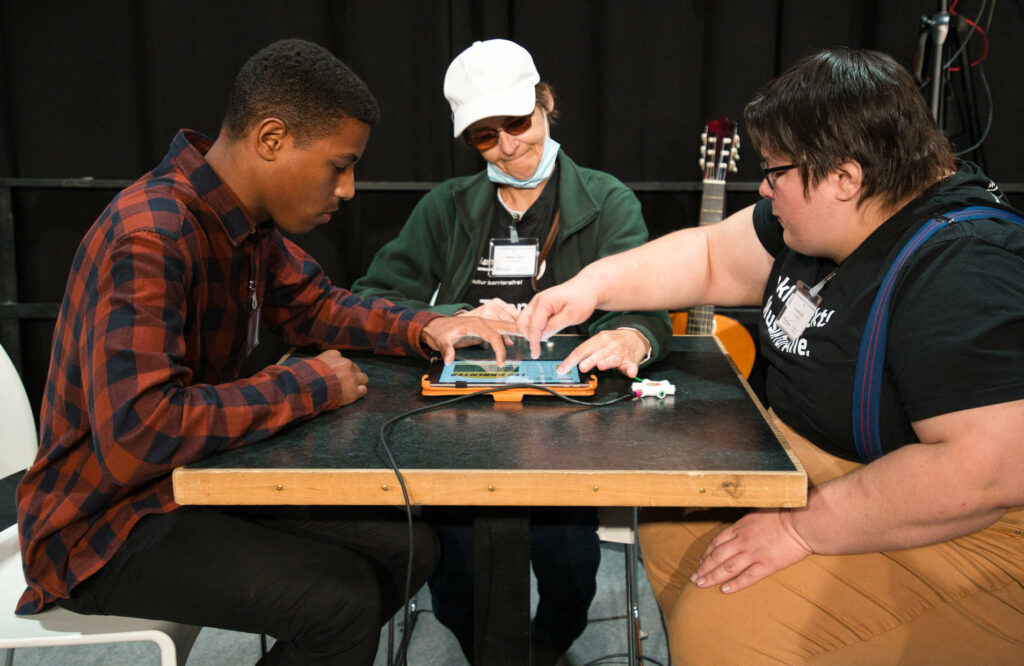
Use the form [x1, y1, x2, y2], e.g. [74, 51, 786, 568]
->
[2, 0, 1023, 410]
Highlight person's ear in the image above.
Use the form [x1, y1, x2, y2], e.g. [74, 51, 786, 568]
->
[254, 118, 288, 161]
[831, 161, 864, 202]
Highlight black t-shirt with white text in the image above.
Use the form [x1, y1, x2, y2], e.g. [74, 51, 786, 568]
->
[753, 162, 1024, 461]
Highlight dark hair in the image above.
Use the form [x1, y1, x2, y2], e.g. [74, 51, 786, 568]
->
[222, 39, 379, 145]
[744, 47, 955, 209]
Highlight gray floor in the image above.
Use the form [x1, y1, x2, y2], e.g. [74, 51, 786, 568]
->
[3, 542, 669, 665]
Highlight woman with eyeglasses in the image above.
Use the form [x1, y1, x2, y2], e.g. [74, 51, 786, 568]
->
[352, 39, 670, 664]
[518, 47, 1024, 664]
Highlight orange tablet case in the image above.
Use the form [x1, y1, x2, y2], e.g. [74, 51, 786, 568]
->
[420, 374, 598, 402]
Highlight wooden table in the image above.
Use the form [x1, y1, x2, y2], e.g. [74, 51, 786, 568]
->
[173, 335, 806, 664]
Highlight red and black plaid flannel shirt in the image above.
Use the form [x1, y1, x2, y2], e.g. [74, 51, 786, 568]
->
[15, 130, 439, 613]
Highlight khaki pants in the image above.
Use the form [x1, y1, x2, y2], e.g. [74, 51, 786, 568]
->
[638, 414, 1024, 665]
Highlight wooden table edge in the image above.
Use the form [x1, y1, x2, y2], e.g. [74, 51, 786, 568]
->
[173, 338, 809, 510]
[172, 466, 807, 508]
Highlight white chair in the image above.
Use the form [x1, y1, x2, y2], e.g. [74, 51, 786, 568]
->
[0, 343, 200, 665]
[0, 345, 37, 478]
[596, 506, 645, 665]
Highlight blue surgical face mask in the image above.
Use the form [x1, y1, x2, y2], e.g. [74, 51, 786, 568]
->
[487, 136, 561, 189]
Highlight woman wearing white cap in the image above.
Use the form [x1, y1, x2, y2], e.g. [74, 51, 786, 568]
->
[353, 39, 671, 663]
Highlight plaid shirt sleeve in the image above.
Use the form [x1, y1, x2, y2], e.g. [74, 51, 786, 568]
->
[260, 231, 440, 361]
[17, 135, 442, 612]
[85, 229, 394, 482]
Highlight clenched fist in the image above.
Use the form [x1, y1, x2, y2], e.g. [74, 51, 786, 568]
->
[314, 349, 369, 408]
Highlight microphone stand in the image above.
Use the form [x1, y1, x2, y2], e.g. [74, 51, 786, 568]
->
[919, 0, 951, 127]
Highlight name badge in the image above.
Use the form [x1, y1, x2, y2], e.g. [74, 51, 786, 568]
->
[489, 237, 539, 277]
[776, 280, 821, 341]
[245, 298, 262, 357]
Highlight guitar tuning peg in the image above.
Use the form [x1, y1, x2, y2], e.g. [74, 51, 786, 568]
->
[729, 163, 739, 173]
[699, 158, 706, 169]
[700, 132, 707, 142]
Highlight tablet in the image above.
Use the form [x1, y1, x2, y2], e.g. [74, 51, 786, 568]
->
[433, 359, 587, 386]
[421, 337, 597, 401]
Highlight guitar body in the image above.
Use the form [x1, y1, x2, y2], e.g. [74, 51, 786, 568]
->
[671, 117, 757, 379]
[670, 312, 757, 378]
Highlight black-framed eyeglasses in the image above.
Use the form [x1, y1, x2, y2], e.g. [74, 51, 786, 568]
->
[761, 163, 799, 190]
[464, 113, 534, 151]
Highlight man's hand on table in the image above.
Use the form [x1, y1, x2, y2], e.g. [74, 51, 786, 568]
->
[315, 349, 369, 408]
[421, 316, 515, 364]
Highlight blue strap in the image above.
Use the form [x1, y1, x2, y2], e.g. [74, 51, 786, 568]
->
[852, 206, 1024, 463]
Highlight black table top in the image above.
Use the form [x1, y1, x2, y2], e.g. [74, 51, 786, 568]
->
[174, 336, 806, 508]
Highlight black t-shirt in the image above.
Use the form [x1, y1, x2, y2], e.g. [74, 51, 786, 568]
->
[462, 166, 560, 312]
[753, 162, 1024, 461]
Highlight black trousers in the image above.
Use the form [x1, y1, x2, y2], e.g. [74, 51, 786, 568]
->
[57, 505, 438, 665]
[425, 506, 600, 661]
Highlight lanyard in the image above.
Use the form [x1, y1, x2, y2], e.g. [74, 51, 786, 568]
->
[808, 269, 836, 297]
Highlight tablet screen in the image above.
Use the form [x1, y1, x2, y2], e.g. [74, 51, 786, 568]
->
[425, 335, 593, 389]
[438, 359, 582, 385]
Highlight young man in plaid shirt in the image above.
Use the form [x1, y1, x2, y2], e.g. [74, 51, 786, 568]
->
[16, 39, 509, 665]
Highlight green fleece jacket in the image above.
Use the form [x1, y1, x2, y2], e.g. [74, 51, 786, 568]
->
[352, 151, 671, 364]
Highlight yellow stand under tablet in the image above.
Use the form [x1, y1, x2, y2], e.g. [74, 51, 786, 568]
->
[420, 374, 598, 402]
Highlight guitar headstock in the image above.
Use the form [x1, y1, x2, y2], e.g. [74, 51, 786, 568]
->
[698, 117, 740, 182]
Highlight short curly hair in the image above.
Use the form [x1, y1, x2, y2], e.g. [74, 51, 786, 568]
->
[222, 38, 379, 145]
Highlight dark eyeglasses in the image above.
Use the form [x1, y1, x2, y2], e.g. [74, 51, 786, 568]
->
[464, 114, 534, 151]
[761, 163, 799, 190]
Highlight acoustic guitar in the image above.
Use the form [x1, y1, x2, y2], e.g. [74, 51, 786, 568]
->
[670, 117, 757, 377]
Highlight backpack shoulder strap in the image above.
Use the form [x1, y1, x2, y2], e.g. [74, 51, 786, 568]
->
[852, 205, 1024, 462]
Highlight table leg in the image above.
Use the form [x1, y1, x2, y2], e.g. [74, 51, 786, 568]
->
[474, 508, 531, 665]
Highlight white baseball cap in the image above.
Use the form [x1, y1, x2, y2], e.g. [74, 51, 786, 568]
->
[444, 39, 540, 137]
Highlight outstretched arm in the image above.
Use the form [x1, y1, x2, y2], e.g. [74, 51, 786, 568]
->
[518, 203, 772, 358]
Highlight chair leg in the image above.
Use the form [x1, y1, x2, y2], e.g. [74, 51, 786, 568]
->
[624, 541, 641, 665]
[625, 507, 644, 665]
[386, 615, 396, 664]
[387, 594, 424, 666]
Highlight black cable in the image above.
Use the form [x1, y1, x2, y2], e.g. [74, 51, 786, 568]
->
[983, 0, 997, 33]
[953, 58, 993, 157]
[659, 599, 673, 666]
[942, 0, 988, 70]
[915, 1, 997, 159]
[382, 384, 635, 666]
[944, 1, 992, 162]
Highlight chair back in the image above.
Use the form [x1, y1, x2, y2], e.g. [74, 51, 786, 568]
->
[0, 344, 38, 477]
